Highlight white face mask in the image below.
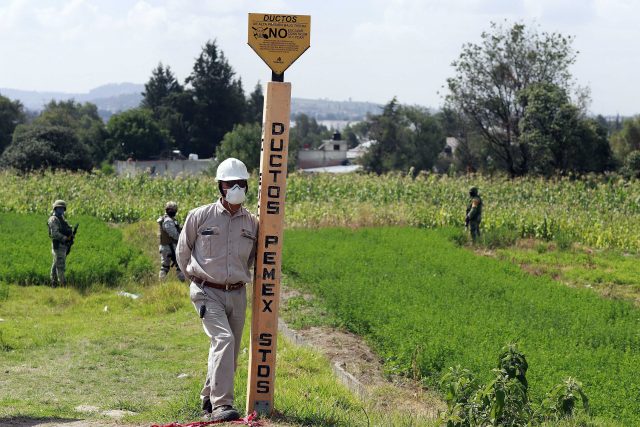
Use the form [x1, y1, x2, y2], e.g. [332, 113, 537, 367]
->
[225, 184, 246, 205]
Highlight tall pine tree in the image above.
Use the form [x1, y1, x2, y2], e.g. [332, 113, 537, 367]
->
[186, 40, 246, 157]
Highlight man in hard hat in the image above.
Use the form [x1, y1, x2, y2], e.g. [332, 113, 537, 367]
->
[465, 187, 483, 242]
[48, 200, 73, 286]
[176, 158, 258, 422]
[157, 201, 185, 282]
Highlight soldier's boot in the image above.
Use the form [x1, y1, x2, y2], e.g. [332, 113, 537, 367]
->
[58, 271, 66, 287]
[177, 271, 186, 282]
[159, 269, 168, 280]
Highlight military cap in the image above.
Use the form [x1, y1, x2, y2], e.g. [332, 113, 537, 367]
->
[52, 200, 67, 209]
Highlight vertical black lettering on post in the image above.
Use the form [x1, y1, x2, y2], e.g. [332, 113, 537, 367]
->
[269, 154, 282, 167]
[267, 186, 280, 199]
[272, 122, 285, 135]
[257, 348, 271, 362]
[258, 333, 273, 347]
[262, 267, 276, 280]
[270, 138, 283, 152]
[266, 200, 279, 214]
[265, 236, 278, 248]
[262, 283, 274, 296]
[257, 380, 269, 393]
[263, 252, 276, 265]
[257, 365, 270, 378]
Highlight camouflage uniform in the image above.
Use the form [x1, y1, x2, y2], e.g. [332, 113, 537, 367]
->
[158, 201, 185, 281]
[48, 200, 73, 286]
[466, 187, 483, 242]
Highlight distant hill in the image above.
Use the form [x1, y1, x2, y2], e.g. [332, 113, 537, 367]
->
[291, 98, 382, 121]
[0, 83, 383, 122]
[0, 83, 144, 120]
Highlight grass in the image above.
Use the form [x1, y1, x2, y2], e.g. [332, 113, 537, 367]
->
[0, 213, 153, 288]
[0, 281, 440, 426]
[494, 241, 640, 303]
[282, 227, 640, 425]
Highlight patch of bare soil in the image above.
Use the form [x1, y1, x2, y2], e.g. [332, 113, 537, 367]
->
[279, 287, 445, 421]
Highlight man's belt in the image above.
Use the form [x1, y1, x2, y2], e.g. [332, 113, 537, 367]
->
[192, 276, 245, 291]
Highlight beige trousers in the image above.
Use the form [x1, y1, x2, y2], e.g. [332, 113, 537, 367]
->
[190, 281, 246, 408]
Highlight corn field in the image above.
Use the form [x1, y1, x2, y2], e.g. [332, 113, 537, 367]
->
[1, 170, 638, 251]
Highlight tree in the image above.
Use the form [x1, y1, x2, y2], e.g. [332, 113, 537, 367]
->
[0, 125, 92, 171]
[186, 40, 246, 157]
[34, 100, 109, 165]
[290, 113, 331, 149]
[519, 83, 611, 174]
[342, 120, 371, 149]
[360, 98, 444, 175]
[215, 123, 262, 172]
[246, 82, 264, 124]
[0, 94, 26, 154]
[610, 116, 640, 162]
[437, 108, 488, 173]
[141, 63, 183, 111]
[446, 22, 580, 176]
[624, 150, 640, 178]
[106, 108, 171, 160]
[140, 63, 194, 156]
[402, 105, 446, 173]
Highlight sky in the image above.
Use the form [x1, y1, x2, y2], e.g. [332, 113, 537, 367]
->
[0, 0, 638, 116]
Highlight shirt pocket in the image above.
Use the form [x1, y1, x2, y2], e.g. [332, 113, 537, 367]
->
[238, 228, 257, 260]
[198, 226, 221, 259]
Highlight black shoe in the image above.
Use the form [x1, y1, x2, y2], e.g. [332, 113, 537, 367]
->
[202, 397, 213, 414]
[205, 405, 240, 422]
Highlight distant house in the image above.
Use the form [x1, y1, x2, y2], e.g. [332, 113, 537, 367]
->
[115, 155, 213, 177]
[347, 140, 376, 162]
[297, 131, 349, 169]
[444, 137, 459, 156]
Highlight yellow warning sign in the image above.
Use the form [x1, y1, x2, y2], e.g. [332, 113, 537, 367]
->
[248, 13, 311, 75]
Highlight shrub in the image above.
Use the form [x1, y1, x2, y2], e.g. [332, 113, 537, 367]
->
[440, 344, 589, 426]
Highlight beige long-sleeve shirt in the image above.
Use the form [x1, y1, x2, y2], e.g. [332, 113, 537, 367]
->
[176, 199, 258, 285]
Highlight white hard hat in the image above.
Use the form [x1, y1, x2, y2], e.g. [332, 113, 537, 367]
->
[216, 158, 250, 181]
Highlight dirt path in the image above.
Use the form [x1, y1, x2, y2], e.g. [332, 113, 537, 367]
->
[278, 287, 445, 421]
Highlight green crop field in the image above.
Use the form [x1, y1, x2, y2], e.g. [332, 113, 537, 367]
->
[2, 170, 640, 425]
[0, 212, 153, 288]
[1, 170, 639, 250]
[282, 227, 640, 425]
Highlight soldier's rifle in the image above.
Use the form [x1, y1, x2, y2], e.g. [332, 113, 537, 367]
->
[66, 223, 79, 255]
[168, 223, 182, 268]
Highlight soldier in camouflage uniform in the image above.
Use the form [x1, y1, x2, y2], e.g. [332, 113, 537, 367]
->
[48, 200, 73, 286]
[158, 201, 185, 282]
[466, 187, 483, 242]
